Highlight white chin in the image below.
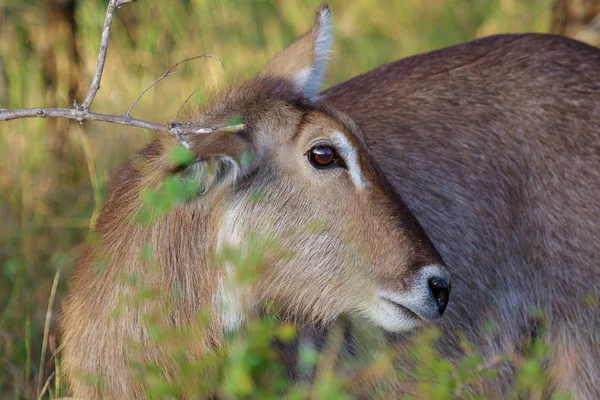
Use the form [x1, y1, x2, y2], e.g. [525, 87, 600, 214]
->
[369, 299, 423, 333]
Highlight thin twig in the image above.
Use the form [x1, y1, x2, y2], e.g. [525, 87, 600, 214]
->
[36, 268, 61, 398]
[170, 89, 199, 149]
[126, 54, 223, 117]
[25, 317, 31, 399]
[79, 0, 131, 111]
[172, 89, 198, 125]
[125, 72, 176, 117]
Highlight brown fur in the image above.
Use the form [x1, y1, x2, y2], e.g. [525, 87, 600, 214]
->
[324, 33, 600, 398]
[61, 6, 445, 398]
[62, 5, 600, 398]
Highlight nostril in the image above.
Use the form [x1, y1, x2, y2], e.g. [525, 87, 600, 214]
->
[428, 277, 450, 315]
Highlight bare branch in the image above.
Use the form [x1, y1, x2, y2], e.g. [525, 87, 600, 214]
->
[0, 0, 242, 147]
[0, 107, 246, 136]
[0, 107, 168, 132]
[169, 89, 199, 149]
[126, 54, 223, 117]
[0, 106, 246, 153]
[78, 0, 127, 111]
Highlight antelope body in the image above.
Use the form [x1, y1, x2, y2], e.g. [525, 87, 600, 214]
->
[62, 5, 600, 399]
[324, 32, 600, 398]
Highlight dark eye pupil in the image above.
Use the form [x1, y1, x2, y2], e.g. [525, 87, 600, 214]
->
[311, 146, 335, 166]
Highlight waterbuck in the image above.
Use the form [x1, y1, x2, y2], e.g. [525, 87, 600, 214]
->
[62, 4, 600, 399]
[61, 5, 450, 399]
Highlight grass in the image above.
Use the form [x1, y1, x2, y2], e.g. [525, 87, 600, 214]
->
[0, 0, 554, 398]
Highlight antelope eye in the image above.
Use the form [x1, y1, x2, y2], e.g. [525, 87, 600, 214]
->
[308, 145, 344, 169]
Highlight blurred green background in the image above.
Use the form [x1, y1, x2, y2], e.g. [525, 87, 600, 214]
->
[1, 0, 595, 397]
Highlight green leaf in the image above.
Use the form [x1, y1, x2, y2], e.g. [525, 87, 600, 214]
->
[140, 244, 154, 260]
[169, 145, 197, 168]
[275, 322, 298, 343]
[227, 115, 244, 126]
[239, 151, 254, 170]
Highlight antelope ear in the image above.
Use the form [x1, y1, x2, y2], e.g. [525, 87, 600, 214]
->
[165, 130, 255, 195]
[260, 4, 333, 99]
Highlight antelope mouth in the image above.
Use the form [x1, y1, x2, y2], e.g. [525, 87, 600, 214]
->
[371, 264, 450, 332]
[379, 297, 423, 321]
[368, 293, 428, 333]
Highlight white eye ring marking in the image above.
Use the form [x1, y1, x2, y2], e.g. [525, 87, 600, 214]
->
[332, 131, 366, 189]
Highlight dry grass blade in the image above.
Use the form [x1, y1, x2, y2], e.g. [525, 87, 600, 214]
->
[37, 371, 55, 400]
[54, 343, 66, 399]
[36, 268, 61, 398]
[311, 320, 345, 397]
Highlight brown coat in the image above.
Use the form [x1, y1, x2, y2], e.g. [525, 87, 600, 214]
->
[61, 4, 600, 398]
[324, 33, 600, 398]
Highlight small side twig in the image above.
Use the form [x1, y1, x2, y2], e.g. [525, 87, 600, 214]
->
[126, 54, 223, 117]
[125, 72, 176, 117]
[170, 89, 198, 149]
[78, 0, 135, 111]
[172, 89, 198, 125]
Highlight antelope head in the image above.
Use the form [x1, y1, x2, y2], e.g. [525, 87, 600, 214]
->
[157, 4, 450, 333]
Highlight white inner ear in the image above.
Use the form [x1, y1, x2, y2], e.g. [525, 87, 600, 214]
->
[183, 156, 243, 197]
[294, 7, 333, 100]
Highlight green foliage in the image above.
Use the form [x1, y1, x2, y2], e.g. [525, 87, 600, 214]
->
[238, 151, 254, 171]
[136, 174, 201, 223]
[221, 317, 292, 398]
[227, 115, 244, 127]
[169, 145, 198, 169]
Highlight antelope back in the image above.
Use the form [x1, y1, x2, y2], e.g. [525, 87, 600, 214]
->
[323, 33, 600, 398]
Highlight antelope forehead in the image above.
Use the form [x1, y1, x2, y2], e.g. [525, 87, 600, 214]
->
[331, 131, 367, 189]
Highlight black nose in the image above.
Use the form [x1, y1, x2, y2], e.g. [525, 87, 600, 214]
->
[428, 277, 450, 315]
